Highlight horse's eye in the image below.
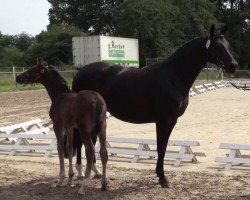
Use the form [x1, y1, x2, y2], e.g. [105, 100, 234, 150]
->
[40, 69, 45, 74]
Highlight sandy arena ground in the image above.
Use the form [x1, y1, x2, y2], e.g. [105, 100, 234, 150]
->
[0, 88, 250, 199]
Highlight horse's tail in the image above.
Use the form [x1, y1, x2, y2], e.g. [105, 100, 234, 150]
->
[95, 96, 107, 134]
[73, 128, 81, 157]
[63, 129, 81, 158]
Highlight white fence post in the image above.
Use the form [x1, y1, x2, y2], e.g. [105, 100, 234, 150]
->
[12, 66, 16, 81]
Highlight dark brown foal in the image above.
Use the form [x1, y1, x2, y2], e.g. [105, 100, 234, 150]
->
[16, 58, 108, 194]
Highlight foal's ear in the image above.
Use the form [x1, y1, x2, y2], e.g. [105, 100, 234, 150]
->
[210, 24, 215, 38]
[220, 25, 227, 35]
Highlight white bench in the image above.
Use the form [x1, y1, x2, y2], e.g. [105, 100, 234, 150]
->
[215, 143, 250, 170]
[0, 119, 50, 156]
[96, 137, 205, 167]
[214, 81, 225, 88]
[204, 83, 216, 91]
[0, 118, 50, 137]
[221, 81, 232, 87]
[0, 133, 57, 157]
[189, 88, 197, 97]
[0, 134, 205, 167]
[194, 85, 207, 94]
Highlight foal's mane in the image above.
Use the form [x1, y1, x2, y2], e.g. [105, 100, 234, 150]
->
[47, 65, 70, 92]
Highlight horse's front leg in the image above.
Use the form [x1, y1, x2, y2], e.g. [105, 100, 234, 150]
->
[156, 117, 177, 188]
[54, 126, 66, 186]
[66, 129, 74, 185]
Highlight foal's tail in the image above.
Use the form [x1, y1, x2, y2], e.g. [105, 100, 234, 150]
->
[72, 128, 81, 157]
[95, 97, 107, 134]
[63, 130, 80, 158]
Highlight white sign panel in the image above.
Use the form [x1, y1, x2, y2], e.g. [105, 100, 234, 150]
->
[100, 36, 139, 67]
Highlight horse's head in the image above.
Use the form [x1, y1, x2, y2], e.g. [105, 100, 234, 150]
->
[206, 25, 238, 74]
[16, 58, 49, 84]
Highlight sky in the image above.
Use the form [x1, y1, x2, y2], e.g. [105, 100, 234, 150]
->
[0, 0, 51, 36]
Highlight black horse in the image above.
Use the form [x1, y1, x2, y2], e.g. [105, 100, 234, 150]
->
[72, 25, 238, 187]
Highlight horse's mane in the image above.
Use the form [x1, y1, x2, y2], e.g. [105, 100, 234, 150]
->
[48, 65, 70, 92]
[166, 35, 208, 62]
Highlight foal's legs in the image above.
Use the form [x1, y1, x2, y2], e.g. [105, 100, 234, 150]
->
[66, 129, 74, 185]
[78, 135, 95, 194]
[98, 128, 108, 191]
[156, 117, 177, 188]
[74, 129, 84, 179]
[53, 126, 66, 186]
[74, 129, 100, 179]
[91, 135, 102, 178]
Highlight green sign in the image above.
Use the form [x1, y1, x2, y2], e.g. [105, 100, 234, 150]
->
[108, 41, 125, 58]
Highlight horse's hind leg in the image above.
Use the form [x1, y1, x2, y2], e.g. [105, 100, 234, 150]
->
[78, 136, 94, 194]
[98, 126, 108, 191]
[74, 129, 100, 179]
[74, 129, 84, 179]
[66, 129, 75, 185]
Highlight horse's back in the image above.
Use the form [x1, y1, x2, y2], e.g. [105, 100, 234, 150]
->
[72, 62, 124, 93]
[76, 90, 107, 132]
[77, 90, 106, 111]
[72, 61, 155, 123]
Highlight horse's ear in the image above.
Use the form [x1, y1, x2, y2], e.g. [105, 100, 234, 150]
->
[220, 25, 227, 35]
[37, 57, 43, 66]
[210, 24, 215, 38]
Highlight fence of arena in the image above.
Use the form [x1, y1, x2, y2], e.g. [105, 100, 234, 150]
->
[1, 66, 250, 86]
[0, 81, 250, 171]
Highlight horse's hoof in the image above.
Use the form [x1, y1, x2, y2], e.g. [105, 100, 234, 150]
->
[54, 178, 66, 187]
[67, 179, 74, 186]
[50, 183, 57, 188]
[77, 176, 84, 180]
[93, 173, 102, 179]
[78, 188, 86, 195]
[159, 178, 170, 188]
[101, 184, 108, 191]
[56, 182, 64, 187]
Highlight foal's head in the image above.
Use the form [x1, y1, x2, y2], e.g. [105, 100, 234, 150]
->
[16, 58, 51, 85]
[206, 25, 238, 74]
[16, 58, 67, 88]
[16, 58, 50, 84]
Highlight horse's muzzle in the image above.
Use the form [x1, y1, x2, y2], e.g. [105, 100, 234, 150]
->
[16, 75, 25, 84]
[225, 61, 238, 74]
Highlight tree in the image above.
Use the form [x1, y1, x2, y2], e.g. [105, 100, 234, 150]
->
[25, 25, 86, 67]
[113, 0, 219, 66]
[0, 33, 16, 68]
[14, 33, 33, 52]
[0, 47, 24, 68]
[48, 0, 120, 35]
[213, 0, 250, 69]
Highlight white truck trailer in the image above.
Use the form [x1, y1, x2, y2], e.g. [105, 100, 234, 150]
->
[72, 36, 139, 67]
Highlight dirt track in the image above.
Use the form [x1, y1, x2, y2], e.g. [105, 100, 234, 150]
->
[0, 156, 249, 200]
[0, 89, 250, 199]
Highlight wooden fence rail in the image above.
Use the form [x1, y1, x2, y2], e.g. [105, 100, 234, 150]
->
[0, 134, 205, 166]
